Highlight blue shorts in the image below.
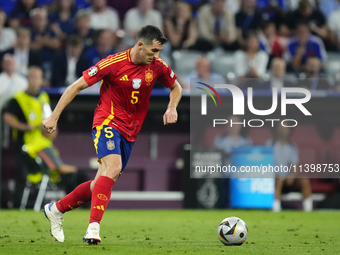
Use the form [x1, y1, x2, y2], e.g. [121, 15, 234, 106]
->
[92, 125, 135, 173]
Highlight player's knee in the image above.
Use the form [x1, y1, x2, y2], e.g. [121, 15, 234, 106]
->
[101, 165, 122, 181]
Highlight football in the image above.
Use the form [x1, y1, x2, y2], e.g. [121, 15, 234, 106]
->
[217, 217, 248, 246]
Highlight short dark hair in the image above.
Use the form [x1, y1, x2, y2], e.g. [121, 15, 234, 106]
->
[244, 30, 258, 41]
[67, 35, 82, 47]
[295, 21, 310, 30]
[260, 21, 275, 31]
[298, 0, 311, 11]
[17, 27, 31, 37]
[136, 25, 167, 45]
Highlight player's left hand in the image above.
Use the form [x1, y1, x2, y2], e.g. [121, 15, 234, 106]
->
[163, 108, 178, 125]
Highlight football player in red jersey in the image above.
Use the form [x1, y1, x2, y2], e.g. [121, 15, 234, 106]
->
[42, 25, 182, 245]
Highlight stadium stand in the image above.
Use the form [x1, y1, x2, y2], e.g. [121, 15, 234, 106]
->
[325, 52, 340, 79]
[172, 50, 202, 78]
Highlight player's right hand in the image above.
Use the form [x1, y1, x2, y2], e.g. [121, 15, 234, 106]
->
[25, 124, 34, 131]
[42, 117, 57, 134]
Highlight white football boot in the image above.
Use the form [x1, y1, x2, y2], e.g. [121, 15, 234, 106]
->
[43, 203, 65, 242]
[83, 222, 101, 245]
[272, 199, 282, 212]
[303, 197, 313, 212]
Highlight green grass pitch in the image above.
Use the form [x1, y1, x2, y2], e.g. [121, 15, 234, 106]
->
[0, 209, 339, 255]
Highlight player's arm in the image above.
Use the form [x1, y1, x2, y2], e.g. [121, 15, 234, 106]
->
[42, 77, 89, 133]
[3, 113, 33, 131]
[163, 79, 183, 125]
[3, 99, 34, 131]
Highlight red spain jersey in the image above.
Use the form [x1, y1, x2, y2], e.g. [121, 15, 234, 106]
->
[83, 48, 177, 142]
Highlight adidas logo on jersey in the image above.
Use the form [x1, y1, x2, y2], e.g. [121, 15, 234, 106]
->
[120, 75, 129, 81]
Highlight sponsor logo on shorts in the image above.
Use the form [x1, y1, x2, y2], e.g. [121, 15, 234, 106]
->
[97, 194, 108, 201]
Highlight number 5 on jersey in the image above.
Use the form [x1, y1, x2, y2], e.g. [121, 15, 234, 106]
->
[131, 91, 139, 104]
[104, 127, 114, 138]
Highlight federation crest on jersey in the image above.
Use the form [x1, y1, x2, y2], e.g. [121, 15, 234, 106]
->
[132, 78, 141, 89]
[145, 69, 153, 85]
[88, 66, 98, 76]
[106, 140, 115, 150]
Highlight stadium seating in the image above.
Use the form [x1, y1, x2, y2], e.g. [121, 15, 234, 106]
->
[172, 50, 236, 79]
[210, 51, 235, 78]
[325, 52, 340, 79]
[172, 50, 202, 78]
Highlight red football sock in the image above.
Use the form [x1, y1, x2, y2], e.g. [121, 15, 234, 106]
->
[56, 180, 92, 213]
[89, 176, 115, 224]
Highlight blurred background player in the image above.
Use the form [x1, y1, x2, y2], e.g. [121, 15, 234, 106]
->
[3, 66, 87, 208]
[42, 25, 182, 245]
[266, 124, 312, 212]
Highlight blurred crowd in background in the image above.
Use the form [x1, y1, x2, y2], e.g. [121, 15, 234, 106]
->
[1, 0, 340, 91]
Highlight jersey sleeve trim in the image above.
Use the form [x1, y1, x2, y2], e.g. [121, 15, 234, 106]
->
[127, 48, 132, 62]
[98, 53, 127, 69]
[155, 57, 169, 67]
